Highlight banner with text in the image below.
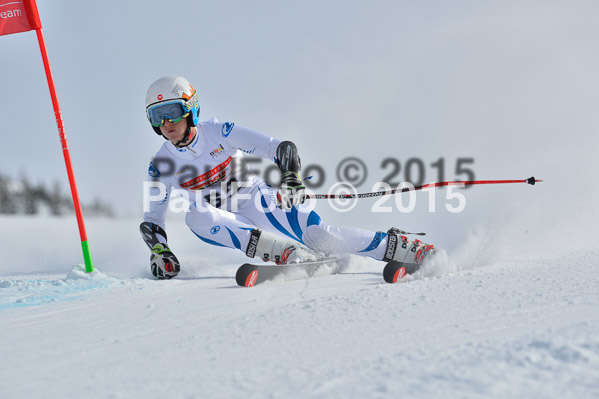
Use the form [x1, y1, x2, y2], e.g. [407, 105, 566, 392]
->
[0, 0, 41, 36]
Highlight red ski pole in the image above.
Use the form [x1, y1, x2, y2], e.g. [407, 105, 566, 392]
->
[308, 177, 542, 199]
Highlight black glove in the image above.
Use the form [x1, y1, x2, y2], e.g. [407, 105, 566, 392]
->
[277, 171, 307, 209]
[150, 243, 180, 280]
[140, 222, 180, 279]
[275, 141, 306, 209]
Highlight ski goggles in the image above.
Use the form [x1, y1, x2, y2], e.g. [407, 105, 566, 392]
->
[146, 100, 190, 127]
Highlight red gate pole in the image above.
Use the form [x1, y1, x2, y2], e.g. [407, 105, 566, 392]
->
[27, 1, 94, 272]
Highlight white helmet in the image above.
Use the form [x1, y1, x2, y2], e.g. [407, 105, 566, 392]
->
[145, 76, 200, 136]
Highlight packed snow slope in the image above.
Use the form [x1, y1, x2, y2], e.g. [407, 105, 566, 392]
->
[0, 208, 598, 399]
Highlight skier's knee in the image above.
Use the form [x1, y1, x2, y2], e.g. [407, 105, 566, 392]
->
[302, 223, 334, 253]
[185, 204, 218, 230]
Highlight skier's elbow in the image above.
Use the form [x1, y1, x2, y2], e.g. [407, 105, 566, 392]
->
[275, 140, 302, 173]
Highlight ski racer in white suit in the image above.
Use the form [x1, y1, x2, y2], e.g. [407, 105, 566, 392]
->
[140, 76, 435, 279]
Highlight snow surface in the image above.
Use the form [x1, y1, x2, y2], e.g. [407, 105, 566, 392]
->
[1, 214, 598, 399]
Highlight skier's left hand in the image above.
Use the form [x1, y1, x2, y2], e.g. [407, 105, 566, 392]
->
[150, 243, 180, 279]
[277, 171, 307, 209]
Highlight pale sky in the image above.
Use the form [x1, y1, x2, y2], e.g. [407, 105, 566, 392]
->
[1, 0, 598, 249]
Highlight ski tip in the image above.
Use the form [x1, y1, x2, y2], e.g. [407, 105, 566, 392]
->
[383, 260, 422, 283]
[235, 264, 258, 287]
[244, 270, 259, 287]
[383, 261, 406, 284]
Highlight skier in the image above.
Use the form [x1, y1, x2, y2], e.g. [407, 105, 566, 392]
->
[140, 76, 435, 279]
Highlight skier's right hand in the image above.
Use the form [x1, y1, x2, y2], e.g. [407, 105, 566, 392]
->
[150, 243, 180, 279]
[277, 171, 307, 209]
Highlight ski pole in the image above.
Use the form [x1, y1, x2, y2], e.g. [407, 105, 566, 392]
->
[307, 176, 542, 200]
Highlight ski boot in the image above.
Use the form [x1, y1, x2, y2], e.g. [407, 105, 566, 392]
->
[245, 229, 321, 265]
[382, 227, 436, 283]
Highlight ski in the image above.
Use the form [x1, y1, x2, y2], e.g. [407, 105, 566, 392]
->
[382, 260, 422, 283]
[235, 258, 344, 287]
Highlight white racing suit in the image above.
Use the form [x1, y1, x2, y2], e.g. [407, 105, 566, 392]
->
[144, 118, 409, 261]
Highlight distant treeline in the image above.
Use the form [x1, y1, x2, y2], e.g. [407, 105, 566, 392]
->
[0, 172, 114, 217]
